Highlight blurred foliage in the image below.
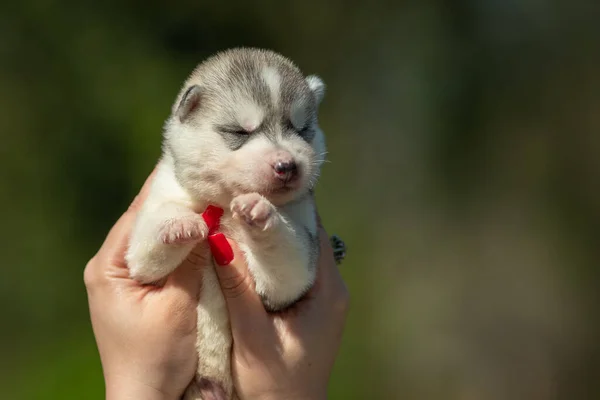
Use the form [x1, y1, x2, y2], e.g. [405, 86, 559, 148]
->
[1, 0, 600, 399]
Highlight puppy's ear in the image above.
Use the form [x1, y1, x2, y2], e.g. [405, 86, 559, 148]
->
[306, 75, 325, 106]
[176, 85, 202, 122]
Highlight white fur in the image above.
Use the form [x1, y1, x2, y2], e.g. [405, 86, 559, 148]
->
[306, 75, 325, 104]
[261, 66, 281, 106]
[241, 199, 317, 305]
[235, 99, 264, 133]
[126, 158, 208, 283]
[191, 267, 232, 399]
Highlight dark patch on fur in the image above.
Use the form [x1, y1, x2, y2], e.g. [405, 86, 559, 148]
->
[300, 126, 317, 143]
[281, 118, 316, 143]
[215, 127, 250, 151]
[222, 52, 272, 111]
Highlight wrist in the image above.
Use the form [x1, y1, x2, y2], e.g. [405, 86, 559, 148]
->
[105, 375, 179, 400]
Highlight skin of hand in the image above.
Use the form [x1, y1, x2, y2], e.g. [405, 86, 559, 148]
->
[85, 169, 350, 400]
[84, 170, 212, 400]
[212, 219, 350, 400]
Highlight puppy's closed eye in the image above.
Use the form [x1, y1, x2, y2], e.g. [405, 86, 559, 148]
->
[285, 120, 311, 135]
[218, 125, 252, 136]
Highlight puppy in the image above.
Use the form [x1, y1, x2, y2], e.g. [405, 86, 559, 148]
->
[125, 48, 327, 400]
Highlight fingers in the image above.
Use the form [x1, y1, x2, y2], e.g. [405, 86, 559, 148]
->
[211, 235, 272, 341]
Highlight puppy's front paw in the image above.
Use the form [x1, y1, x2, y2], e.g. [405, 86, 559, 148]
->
[231, 193, 277, 231]
[158, 214, 209, 245]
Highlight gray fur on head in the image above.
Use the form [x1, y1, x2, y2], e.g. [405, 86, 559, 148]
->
[162, 48, 328, 207]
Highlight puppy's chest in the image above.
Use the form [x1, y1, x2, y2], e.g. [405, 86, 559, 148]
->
[217, 212, 246, 243]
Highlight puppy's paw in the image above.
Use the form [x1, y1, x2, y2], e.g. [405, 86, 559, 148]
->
[158, 214, 209, 245]
[231, 193, 277, 231]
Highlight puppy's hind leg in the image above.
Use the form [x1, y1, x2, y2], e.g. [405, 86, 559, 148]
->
[183, 267, 233, 400]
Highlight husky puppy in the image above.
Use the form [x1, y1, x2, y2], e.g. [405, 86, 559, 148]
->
[125, 48, 327, 400]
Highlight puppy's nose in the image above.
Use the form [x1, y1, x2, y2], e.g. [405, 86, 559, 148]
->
[273, 160, 298, 183]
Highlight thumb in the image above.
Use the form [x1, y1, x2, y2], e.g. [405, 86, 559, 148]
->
[210, 233, 270, 335]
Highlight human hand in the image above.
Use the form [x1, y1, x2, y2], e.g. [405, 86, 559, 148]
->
[84, 171, 210, 400]
[213, 220, 350, 400]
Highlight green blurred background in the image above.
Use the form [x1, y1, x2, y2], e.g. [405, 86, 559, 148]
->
[2, 1, 600, 399]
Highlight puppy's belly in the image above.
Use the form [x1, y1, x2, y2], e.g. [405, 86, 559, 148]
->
[184, 265, 233, 400]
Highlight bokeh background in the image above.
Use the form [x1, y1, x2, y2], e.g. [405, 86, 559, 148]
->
[2, 1, 600, 399]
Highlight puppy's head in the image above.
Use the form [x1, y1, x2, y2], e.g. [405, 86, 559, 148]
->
[164, 48, 327, 206]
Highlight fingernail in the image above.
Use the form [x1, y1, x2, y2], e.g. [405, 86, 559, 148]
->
[202, 205, 224, 235]
[208, 233, 234, 266]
